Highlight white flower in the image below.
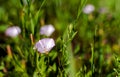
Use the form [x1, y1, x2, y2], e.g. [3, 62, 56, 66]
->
[40, 24, 55, 36]
[83, 4, 95, 14]
[34, 38, 55, 53]
[5, 26, 21, 38]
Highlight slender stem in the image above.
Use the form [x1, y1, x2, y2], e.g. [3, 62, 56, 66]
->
[36, 52, 39, 69]
[91, 43, 94, 76]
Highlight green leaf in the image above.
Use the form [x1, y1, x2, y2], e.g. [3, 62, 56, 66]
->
[0, 25, 8, 32]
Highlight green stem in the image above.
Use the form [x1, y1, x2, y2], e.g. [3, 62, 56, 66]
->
[91, 44, 94, 76]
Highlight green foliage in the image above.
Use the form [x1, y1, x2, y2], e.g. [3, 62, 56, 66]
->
[0, 0, 120, 77]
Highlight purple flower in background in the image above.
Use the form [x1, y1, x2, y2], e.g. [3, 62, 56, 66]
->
[5, 26, 21, 38]
[40, 24, 55, 36]
[99, 7, 108, 14]
[83, 4, 95, 14]
[34, 38, 55, 53]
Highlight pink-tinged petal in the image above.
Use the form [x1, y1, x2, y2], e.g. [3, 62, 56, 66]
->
[34, 38, 55, 53]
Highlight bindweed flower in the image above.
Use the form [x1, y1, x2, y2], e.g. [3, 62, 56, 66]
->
[34, 38, 55, 53]
[5, 26, 21, 38]
[40, 24, 55, 36]
[99, 7, 108, 14]
[83, 4, 95, 14]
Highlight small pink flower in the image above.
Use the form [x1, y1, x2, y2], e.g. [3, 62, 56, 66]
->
[40, 24, 55, 36]
[34, 38, 55, 53]
[5, 26, 21, 38]
[99, 7, 108, 14]
[83, 4, 95, 14]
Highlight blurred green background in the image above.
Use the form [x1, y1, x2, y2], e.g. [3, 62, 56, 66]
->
[0, 0, 120, 77]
